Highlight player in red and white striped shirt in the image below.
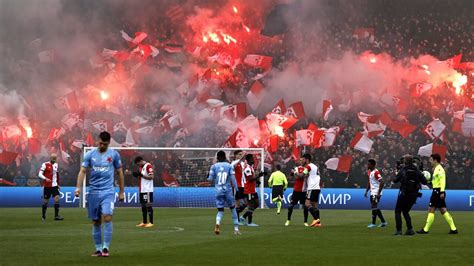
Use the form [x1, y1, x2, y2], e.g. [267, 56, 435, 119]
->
[364, 159, 387, 228]
[240, 154, 260, 227]
[231, 150, 246, 216]
[38, 154, 63, 221]
[133, 156, 155, 228]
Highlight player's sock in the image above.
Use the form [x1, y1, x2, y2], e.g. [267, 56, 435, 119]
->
[303, 206, 309, 223]
[242, 211, 249, 219]
[276, 201, 282, 213]
[92, 224, 102, 251]
[147, 206, 154, 224]
[42, 203, 47, 218]
[103, 221, 113, 250]
[216, 211, 224, 225]
[237, 204, 247, 215]
[315, 208, 320, 220]
[247, 211, 253, 224]
[54, 203, 60, 217]
[377, 209, 386, 223]
[442, 211, 456, 231]
[141, 206, 147, 224]
[230, 208, 239, 229]
[371, 209, 377, 224]
[308, 207, 317, 219]
[423, 212, 435, 232]
[287, 205, 294, 220]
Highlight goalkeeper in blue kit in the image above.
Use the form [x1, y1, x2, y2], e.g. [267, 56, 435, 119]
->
[208, 151, 241, 235]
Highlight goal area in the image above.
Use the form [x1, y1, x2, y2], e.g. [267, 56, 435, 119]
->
[80, 147, 266, 209]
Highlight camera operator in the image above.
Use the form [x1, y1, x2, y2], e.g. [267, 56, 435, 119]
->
[392, 154, 428, 236]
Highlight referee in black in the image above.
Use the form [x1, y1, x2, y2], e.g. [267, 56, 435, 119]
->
[392, 155, 428, 235]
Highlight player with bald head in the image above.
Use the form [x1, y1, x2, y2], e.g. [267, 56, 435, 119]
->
[39, 153, 63, 221]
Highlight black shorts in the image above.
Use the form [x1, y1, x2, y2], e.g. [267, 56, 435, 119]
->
[290, 191, 306, 205]
[271, 185, 284, 199]
[235, 187, 245, 200]
[429, 189, 447, 208]
[370, 195, 381, 205]
[139, 192, 154, 204]
[43, 186, 60, 199]
[306, 189, 320, 202]
[245, 193, 259, 201]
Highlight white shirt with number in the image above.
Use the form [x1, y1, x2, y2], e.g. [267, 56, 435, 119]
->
[305, 163, 321, 190]
[140, 162, 154, 193]
[368, 169, 382, 196]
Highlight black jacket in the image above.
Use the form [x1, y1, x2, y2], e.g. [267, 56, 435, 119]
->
[393, 165, 428, 195]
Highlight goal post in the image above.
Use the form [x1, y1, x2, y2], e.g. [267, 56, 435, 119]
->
[81, 147, 266, 209]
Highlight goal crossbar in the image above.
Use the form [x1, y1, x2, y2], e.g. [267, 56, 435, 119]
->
[81, 147, 266, 208]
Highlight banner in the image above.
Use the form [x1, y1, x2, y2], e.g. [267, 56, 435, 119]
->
[1, 187, 473, 210]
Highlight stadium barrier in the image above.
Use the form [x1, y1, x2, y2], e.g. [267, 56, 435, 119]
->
[0, 187, 473, 210]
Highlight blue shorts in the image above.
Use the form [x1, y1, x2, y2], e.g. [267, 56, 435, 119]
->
[216, 191, 235, 209]
[87, 192, 115, 220]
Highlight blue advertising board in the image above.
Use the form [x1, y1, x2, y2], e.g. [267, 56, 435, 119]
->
[0, 187, 473, 211]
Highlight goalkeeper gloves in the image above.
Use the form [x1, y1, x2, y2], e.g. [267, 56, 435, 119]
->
[132, 172, 143, 178]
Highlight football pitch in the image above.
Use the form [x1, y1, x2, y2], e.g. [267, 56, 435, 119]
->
[0, 208, 473, 265]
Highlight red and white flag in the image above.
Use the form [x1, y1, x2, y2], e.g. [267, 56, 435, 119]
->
[285, 101, 306, 119]
[319, 126, 342, 147]
[220, 103, 247, 121]
[325, 155, 353, 173]
[120, 30, 148, 46]
[263, 135, 279, 153]
[59, 142, 71, 164]
[243, 54, 273, 71]
[164, 43, 183, 54]
[357, 112, 379, 124]
[389, 121, 417, 138]
[2, 125, 22, 139]
[113, 122, 128, 133]
[47, 127, 65, 141]
[265, 113, 298, 132]
[159, 111, 182, 130]
[364, 121, 387, 138]
[423, 119, 446, 140]
[452, 112, 474, 137]
[238, 115, 261, 141]
[295, 130, 315, 147]
[54, 91, 80, 112]
[271, 99, 286, 115]
[71, 139, 86, 149]
[418, 143, 447, 160]
[223, 129, 249, 148]
[394, 97, 409, 113]
[350, 132, 374, 154]
[92, 120, 111, 132]
[0, 151, 18, 165]
[410, 82, 433, 97]
[247, 81, 265, 110]
[322, 100, 333, 121]
[61, 111, 84, 130]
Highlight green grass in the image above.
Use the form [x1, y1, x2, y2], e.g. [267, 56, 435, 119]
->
[0, 208, 473, 265]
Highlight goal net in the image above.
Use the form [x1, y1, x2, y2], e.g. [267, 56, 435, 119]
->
[80, 147, 265, 208]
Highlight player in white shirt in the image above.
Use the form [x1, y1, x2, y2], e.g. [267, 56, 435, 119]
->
[133, 156, 155, 228]
[302, 154, 322, 228]
[364, 159, 387, 228]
